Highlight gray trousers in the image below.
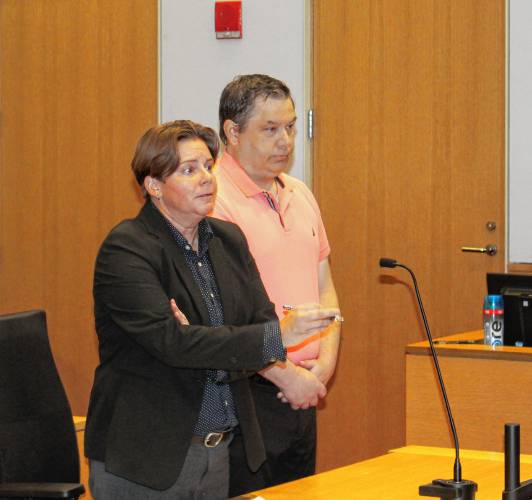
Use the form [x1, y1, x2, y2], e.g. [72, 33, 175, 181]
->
[89, 437, 232, 500]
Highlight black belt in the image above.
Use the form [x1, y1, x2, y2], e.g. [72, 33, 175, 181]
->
[191, 430, 232, 448]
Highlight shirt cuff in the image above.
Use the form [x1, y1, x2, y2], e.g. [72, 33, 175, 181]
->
[263, 320, 286, 364]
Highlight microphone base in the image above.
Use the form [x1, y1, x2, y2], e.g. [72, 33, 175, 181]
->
[419, 479, 478, 499]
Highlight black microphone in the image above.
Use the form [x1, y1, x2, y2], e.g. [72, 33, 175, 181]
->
[503, 423, 532, 500]
[379, 257, 477, 500]
[379, 257, 397, 268]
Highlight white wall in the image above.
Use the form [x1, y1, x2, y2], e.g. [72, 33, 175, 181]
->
[508, 0, 532, 263]
[160, 0, 310, 182]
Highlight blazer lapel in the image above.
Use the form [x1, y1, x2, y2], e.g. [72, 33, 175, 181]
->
[165, 237, 211, 325]
[137, 202, 211, 324]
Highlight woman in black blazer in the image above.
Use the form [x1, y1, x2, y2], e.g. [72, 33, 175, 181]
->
[84, 120, 338, 499]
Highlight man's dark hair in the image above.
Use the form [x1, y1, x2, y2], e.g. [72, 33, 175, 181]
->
[219, 74, 293, 144]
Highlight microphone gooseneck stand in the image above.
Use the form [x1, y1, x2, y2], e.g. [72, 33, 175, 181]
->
[503, 423, 532, 500]
[379, 258, 477, 500]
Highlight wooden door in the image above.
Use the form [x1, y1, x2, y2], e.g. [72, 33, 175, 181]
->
[313, 0, 505, 471]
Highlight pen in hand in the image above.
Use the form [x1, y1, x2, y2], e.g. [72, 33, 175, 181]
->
[282, 304, 344, 323]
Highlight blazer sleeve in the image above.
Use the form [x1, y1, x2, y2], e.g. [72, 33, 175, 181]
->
[93, 221, 271, 372]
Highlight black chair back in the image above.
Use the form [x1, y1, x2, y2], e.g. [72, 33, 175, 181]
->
[0, 310, 80, 485]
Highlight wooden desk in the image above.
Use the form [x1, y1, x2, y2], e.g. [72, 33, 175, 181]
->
[406, 330, 532, 453]
[235, 446, 532, 499]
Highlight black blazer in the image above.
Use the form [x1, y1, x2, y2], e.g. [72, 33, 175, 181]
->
[85, 201, 278, 490]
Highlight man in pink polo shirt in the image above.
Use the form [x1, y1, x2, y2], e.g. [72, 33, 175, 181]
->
[213, 74, 341, 496]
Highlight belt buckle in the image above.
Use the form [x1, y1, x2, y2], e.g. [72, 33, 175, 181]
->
[204, 431, 224, 448]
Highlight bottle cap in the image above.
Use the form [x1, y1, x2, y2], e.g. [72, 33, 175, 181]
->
[484, 294, 504, 309]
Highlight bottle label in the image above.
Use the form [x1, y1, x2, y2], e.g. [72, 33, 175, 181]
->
[483, 308, 504, 315]
[484, 318, 504, 346]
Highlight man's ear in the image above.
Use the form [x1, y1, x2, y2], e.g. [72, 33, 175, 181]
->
[223, 119, 240, 146]
[144, 176, 161, 199]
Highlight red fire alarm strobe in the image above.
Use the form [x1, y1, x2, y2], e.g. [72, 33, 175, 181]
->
[215, 0, 242, 39]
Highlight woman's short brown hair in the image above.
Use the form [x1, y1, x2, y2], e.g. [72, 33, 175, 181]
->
[131, 120, 219, 198]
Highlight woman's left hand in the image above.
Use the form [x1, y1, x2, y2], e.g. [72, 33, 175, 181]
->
[170, 298, 190, 325]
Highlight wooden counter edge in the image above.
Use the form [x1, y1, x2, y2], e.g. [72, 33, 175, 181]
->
[406, 330, 532, 361]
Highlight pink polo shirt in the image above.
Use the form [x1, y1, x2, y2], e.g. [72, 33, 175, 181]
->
[212, 152, 330, 363]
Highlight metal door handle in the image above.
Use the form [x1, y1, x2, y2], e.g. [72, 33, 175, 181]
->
[461, 244, 497, 256]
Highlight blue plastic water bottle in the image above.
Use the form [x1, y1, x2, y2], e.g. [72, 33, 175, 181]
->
[483, 294, 504, 347]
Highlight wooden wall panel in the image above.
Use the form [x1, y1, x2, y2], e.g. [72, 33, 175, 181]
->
[313, 0, 505, 472]
[406, 353, 532, 453]
[0, 0, 158, 415]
